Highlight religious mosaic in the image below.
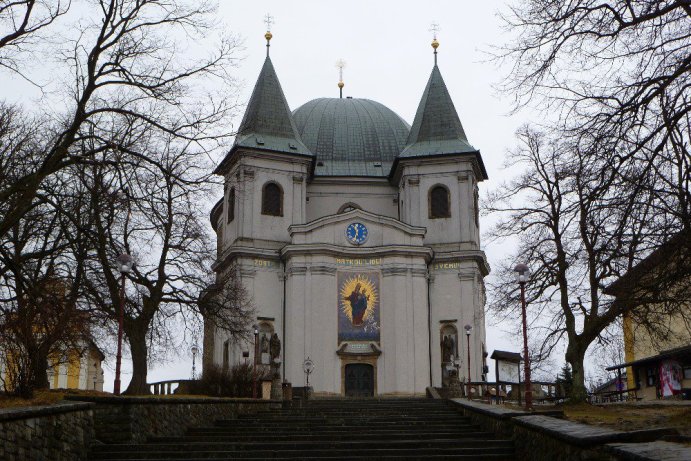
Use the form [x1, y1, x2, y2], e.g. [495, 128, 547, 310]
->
[338, 271, 380, 343]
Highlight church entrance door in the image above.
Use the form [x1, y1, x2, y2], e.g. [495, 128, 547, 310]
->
[344, 363, 374, 397]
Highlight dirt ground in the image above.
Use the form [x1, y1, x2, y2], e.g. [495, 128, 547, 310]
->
[562, 403, 691, 437]
[0, 389, 109, 409]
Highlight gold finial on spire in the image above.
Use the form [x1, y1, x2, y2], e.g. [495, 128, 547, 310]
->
[264, 13, 274, 56]
[336, 59, 346, 98]
[430, 22, 440, 64]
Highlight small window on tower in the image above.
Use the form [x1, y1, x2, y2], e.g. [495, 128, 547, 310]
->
[227, 187, 235, 223]
[429, 185, 450, 218]
[262, 182, 283, 216]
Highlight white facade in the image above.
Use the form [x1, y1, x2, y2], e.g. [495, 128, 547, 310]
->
[205, 50, 490, 396]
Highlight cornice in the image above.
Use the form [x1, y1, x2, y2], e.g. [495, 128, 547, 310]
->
[280, 243, 433, 262]
[288, 208, 426, 237]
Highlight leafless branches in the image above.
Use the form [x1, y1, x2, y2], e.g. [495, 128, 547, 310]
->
[0, 0, 239, 240]
[496, 0, 690, 232]
[486, 126, 690, 401]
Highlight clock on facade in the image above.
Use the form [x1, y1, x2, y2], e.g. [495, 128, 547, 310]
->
[346, 222, 368, 245]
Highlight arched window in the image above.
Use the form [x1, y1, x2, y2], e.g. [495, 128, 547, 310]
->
[429, 185, 450, 218]
[337, 202, 362, 214]
[261, 182, 283, 216]
[227, 187, 235, 223]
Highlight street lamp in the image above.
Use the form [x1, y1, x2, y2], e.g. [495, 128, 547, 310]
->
[114, 253, 134, 396]
[464, 324, 473, 399]
[252, 324, 259, 399]
[190, 344, 199, 380]
[514, 262, 532, 410]
[303, 357, 315, 387]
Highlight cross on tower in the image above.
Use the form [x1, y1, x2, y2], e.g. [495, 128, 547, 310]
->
[264, 14, 274, 56]
[264, 13, 274, 32]
[429, 22, 441, 64]
[429, 22, 440, 40]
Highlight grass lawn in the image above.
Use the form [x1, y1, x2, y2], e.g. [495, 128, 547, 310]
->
[561, 403, 691, 436]
[0, 389, 109, 409]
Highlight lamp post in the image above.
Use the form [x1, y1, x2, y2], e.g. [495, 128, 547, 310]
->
[114, 253, 134, 395]
[190, 344, 199, 380]
[464, 324, 472, 399]
[303, 357, 314, 387]
[252, 325, 259, 399]
[514, 263, 532, 410]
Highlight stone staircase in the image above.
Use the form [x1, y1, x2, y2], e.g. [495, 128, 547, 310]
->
[90, 398, 514, 460]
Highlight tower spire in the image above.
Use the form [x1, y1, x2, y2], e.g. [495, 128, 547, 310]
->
[336, 59, 346, 98]
[264, 13, 274, 57]
[430, 22, 440, 66]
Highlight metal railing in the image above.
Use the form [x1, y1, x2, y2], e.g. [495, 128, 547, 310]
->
[464, 381, 564, 404]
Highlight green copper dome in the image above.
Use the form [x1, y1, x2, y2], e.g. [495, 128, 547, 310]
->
[293, 98, 410, 177]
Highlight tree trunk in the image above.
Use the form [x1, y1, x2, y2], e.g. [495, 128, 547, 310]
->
[30, 352, 50, 390]
[565, 343, 588, 403]
[123, 323, 151, 395]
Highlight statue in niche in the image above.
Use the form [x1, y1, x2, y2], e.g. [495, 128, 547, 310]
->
[260, 334, 270, 354]
[270, 333, 281, 361]
[441, 335, 453, 363]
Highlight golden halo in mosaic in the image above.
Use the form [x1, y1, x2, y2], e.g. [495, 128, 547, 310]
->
[339, 274, 378, 323]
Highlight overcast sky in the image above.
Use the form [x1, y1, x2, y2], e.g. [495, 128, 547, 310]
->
[3, 0, 552, 390]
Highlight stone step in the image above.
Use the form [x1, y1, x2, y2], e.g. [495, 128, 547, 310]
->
[228, 416, 472, 424]
[252, 409, 461, 415]
[216, 416, 472, 424]
[198, 424, 480, 434]
[91, 455, 513, 461]
[91, 446, 515, 460]
[150, 431, 498, 443]
[190, 422, 481, 433]
[93, 439, 513, 453]
[245, 411, 461, 420]
[87, 398, 515, 460]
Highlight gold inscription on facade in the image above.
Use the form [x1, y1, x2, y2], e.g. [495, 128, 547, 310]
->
[253, 259, 277, 268]
[432, 261, 461, 271]
[336, 258, 382, 266]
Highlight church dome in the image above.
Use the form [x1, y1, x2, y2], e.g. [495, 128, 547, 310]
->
[293, 98, 410, 177]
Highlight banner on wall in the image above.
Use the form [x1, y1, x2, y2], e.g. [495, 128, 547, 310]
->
[659, 360, 683, 397]
[338, 271, 380, 343]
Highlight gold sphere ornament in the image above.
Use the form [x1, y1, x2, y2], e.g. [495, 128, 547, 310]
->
[431, 38, 439, 50]
[338, 81, 345, 89]
[265, 31, 273, 41]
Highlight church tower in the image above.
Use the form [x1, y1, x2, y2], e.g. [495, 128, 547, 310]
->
[208, 28, 314, 370]
[391, 37, 490, 387]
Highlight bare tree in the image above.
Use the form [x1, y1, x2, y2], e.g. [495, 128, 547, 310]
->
[486, 126, 690, 401]
[0, 0, 70, 80]
[0, 0, 238, 239]
[497, 0, 690, 233]
[0, 104, 97, 397]
[77, 130, 251, 394]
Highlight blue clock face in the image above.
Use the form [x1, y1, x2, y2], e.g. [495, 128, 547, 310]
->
[346, 222, 368, 245]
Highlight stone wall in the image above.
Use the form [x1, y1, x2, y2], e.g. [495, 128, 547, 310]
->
[65, 395, 275, 444]
[0, 402, 94, 461]
[449, 399, 689, 461]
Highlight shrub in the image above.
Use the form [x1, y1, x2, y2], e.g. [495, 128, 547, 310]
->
[189, 363, 271, 397]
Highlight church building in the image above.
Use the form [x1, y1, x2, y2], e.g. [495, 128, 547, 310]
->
[204, 30, 490, 397]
